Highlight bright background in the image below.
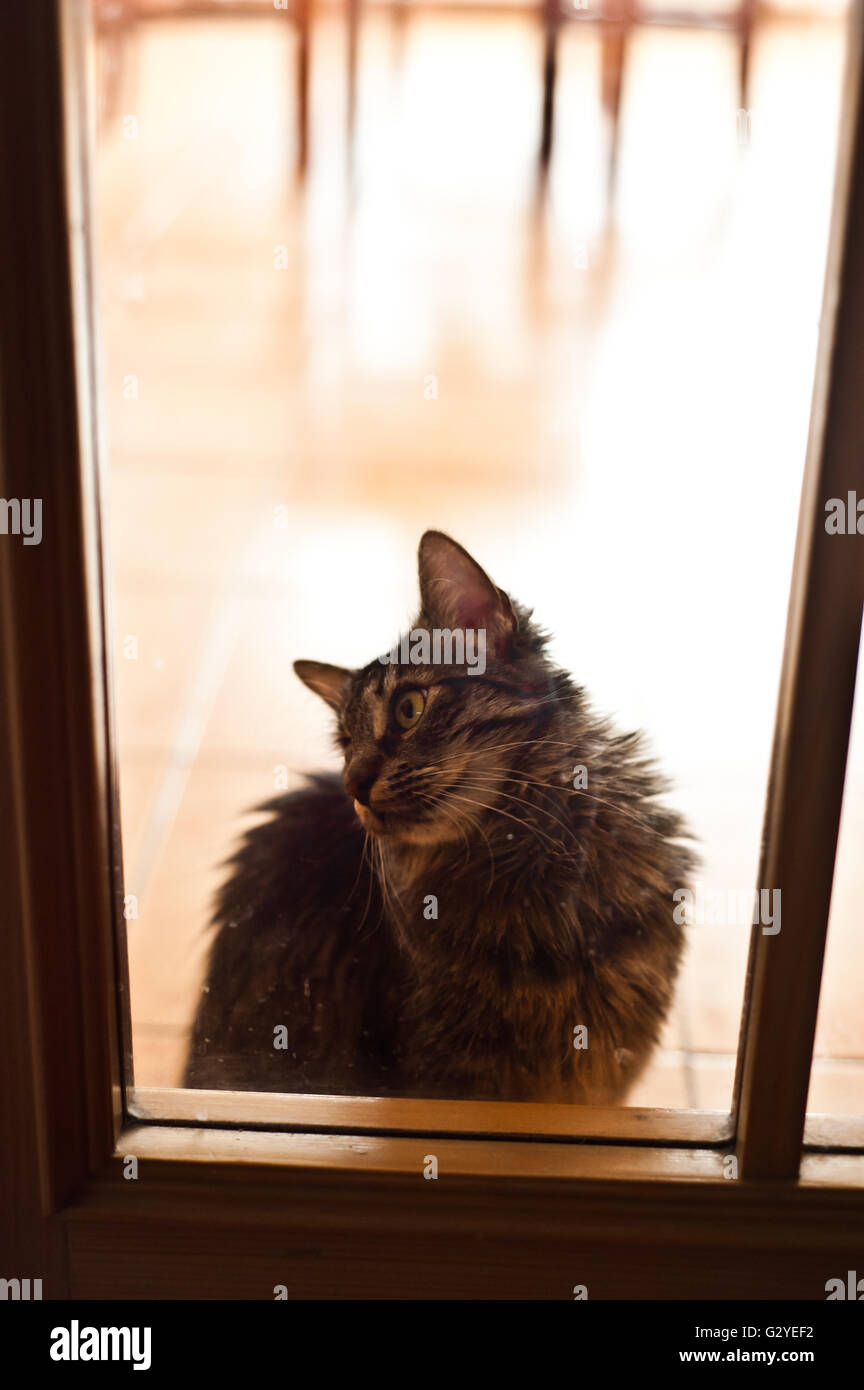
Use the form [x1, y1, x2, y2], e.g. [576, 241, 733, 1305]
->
[92, 0, 860, 1110]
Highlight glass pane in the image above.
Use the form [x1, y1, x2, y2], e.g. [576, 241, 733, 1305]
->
[89, 0, 849, 1116]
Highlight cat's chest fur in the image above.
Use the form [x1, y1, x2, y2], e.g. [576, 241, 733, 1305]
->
[384, 831, 583, 969]
[379, 815, 654, 1103]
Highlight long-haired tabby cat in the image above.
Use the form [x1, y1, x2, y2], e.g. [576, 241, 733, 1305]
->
[185, 531, 694, 1103]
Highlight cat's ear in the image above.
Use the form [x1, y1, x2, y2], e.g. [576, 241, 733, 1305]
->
[293, 660, 352, 712]
[418, 530, 516, 653]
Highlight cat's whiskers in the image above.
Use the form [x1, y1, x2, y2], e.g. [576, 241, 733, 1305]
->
[414, 788, 484, 882]
[373, 836, 401, 923]
[450, 793, 498, 893]
[443, 789, 564, 855]
[343, 820, 374, 911]
[511, 772, 667, 838]
[453, 775, 571, 840]
[355, 830, 385, 939]
[421, 748, 668, 839]
[455, 788, 541, 888]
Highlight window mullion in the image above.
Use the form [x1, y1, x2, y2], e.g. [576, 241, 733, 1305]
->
[735, 0, 864, 1180]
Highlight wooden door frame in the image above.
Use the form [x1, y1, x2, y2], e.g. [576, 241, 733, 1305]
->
[1, 0, 863, 1299]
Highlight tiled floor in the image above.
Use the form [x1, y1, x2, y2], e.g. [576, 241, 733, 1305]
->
[95, 7, 861, 1112]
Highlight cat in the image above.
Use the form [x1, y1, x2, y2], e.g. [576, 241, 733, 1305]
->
[184, 530, 694, 1103]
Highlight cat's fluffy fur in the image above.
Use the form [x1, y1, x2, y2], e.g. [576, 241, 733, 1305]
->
[185, 531, 694, 1102]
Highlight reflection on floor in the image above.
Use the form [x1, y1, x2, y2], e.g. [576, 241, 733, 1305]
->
[96, 7, 861, 1111]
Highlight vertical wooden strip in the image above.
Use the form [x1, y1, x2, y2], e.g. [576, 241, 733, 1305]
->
[0, 0, 120, 1219]
[736, 0, 864, 1179]
[296, 0, 311, 178]
[539, 0, 559, 171]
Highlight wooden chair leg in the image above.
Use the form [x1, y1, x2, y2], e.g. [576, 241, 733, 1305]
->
[296, 0, 310, 178]
[347, 0, 359, 159]
[601, 23, 627, 200]
[539, 0, 559, 172]
[738, 0, 757, 114]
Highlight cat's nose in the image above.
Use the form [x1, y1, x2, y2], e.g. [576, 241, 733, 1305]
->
[345, 765, 379, 806]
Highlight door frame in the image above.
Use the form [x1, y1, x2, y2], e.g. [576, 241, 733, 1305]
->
[1, 0, 863, 1299]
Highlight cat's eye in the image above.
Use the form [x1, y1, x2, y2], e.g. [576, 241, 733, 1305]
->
[394, 689, 426, 730]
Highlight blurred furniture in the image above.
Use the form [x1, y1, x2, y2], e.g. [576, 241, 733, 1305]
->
[93, 0, 762, 190]
[92, 0, 312, 176]
[540, 0, 760, 186]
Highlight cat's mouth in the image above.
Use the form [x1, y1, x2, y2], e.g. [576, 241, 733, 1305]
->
[354, 800, 420, 839]
[353, 793, 469, 846]
[354, 799, 386, 834]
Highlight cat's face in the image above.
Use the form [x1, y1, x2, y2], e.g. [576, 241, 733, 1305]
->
[295, 531, 556, 845]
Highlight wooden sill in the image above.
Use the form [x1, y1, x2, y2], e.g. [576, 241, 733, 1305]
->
[129, 1086, 734, 1145]
[803, 1113, 864, 1152]
[58, 1123, 864, 1235]
[112, 1121, 730, 1181]
[111, 1118, 864, 1188]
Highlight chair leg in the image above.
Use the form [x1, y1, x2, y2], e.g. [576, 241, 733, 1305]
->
[296, 0, 310, 178]
[347, 0, 359, 159]
[539, 1, 559, 172]
[601, 24, 627, 201]
[738, 0, 757, 114]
